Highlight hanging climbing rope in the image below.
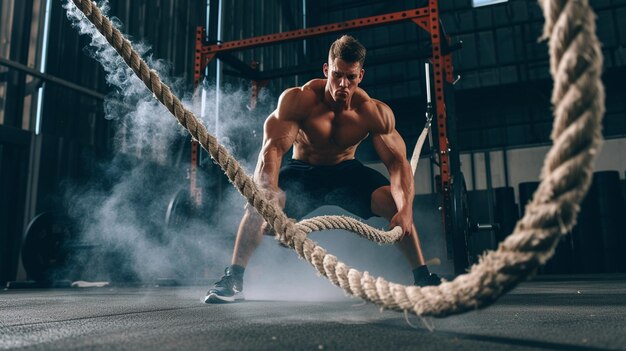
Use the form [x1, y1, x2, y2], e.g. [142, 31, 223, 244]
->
[66, 0, 604, 317]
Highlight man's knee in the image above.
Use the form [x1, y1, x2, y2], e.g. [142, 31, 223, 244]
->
[371, 186, 397, 218]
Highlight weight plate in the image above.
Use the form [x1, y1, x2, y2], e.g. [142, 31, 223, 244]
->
[21, 212, 72, 281]
[165, 188, 195, 229]
[451, 173, 471, 274]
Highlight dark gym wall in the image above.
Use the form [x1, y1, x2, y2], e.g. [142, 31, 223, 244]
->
[0, 0, 42, 285]
[0, 0, 206, 284]
[0, 128, 30, 285]
[444, 1, 626, 150]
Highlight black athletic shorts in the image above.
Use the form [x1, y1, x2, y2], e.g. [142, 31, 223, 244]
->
[278, 159, 390, 220]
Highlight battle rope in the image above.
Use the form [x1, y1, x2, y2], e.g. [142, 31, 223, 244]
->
[68, 0, 604, 317]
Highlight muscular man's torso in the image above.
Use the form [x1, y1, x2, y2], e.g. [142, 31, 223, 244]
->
[291, 79, 387, 165]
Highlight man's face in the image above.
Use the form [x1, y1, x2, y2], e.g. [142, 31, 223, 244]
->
[323, 58, 364, 103]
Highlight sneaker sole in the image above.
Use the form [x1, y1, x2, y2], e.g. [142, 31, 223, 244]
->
[203, 292, 245, 304]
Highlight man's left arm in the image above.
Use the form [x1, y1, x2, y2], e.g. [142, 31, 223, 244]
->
[371, 105, 415, 234]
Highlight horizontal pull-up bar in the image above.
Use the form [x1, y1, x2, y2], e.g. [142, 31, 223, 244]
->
[201, 7, 431, 55]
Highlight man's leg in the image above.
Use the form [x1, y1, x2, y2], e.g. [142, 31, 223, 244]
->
[204, 207, 265, 303]
[370, 186, 441, 286]
[231, 206, 267, 267]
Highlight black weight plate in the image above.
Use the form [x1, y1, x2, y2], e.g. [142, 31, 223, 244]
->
[451, 173, 471, 274]
[165, 188, 195, 229]
[21, 212, 71, 281]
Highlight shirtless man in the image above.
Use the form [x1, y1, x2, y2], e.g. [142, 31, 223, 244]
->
[205, 35, 440, 303]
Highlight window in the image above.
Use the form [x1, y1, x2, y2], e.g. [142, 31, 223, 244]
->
[473, 0, 508, 8]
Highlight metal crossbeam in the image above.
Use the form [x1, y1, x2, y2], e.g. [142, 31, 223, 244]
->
[201, 8, 430, 56]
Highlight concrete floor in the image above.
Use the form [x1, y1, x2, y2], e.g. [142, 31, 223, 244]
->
[1, 275, 625, 350]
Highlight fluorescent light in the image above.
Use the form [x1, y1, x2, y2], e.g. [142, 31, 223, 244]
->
[215, 0, 222, 138]
[35, 0, 52, 135]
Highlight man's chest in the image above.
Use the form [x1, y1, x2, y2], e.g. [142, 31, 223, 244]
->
[299, 110, 370, 148]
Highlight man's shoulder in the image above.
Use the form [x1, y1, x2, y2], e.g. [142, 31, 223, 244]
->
[302, 78, 326, 92]
[280, 80, 322, 103]
[351, 87, 383, 106]
[355, 92, 392, 117]
[354, 92, 394, 133]
[275, 82, 321, 121]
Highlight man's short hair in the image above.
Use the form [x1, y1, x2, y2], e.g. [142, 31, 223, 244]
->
[328, 35, 366, 67]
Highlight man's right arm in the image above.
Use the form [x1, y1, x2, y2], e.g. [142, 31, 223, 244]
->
[253, 88, 303, 194]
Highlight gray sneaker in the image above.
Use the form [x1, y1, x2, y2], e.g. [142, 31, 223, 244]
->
[204, 266, 245, 303]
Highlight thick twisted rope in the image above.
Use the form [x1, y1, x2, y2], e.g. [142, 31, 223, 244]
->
[68, 0, 604, 317]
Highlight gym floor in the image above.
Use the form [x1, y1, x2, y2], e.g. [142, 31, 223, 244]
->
[2, 275, 625, 350]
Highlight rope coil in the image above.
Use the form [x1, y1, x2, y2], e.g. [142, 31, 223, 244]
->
[67, 0, 604, 317]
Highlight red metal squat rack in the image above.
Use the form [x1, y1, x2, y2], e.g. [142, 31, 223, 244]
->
[191, 1, 461, 266]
